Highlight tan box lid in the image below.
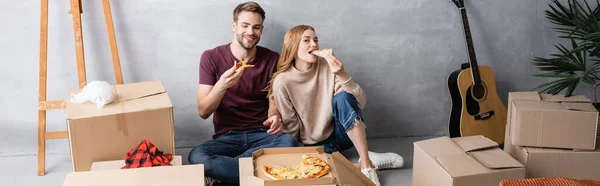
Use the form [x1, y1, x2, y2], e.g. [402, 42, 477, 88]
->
[66, 81, 172, 119]
[539, 93, 591, 102]
[416, 136, 524, 177]
[90, 156, 182, 171]
[62, 164, 204, 186]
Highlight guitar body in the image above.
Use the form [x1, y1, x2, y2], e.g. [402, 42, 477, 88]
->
[448, 65, 507, 145]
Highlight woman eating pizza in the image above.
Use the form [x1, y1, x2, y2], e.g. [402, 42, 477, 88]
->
[265, 25, 404, 186]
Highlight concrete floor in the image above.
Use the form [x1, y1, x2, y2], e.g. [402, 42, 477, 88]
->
[1, 136, 436, 186]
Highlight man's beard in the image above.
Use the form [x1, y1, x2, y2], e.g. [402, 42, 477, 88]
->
[236, 33, 260, 50]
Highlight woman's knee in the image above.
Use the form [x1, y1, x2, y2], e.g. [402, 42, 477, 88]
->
[333, 91, 357, 105]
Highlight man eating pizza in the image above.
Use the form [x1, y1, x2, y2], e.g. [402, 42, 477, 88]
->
[188, 1, 301, 185]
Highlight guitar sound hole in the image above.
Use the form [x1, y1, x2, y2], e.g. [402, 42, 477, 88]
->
[472, 83, 486, 100]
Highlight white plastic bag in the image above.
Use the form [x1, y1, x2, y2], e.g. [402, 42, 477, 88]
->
[69, 81, 116, 108]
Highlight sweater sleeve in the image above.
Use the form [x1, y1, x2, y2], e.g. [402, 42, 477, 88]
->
[272, 78, 301, 139]
[334, 76, 367, 109]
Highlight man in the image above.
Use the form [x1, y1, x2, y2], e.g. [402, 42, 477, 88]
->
[188, 1, 300, 185]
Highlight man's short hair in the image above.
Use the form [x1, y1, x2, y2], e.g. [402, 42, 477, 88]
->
[233, 1, 266, 22]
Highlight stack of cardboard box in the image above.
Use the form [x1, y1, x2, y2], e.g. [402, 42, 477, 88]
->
[412, 91, 600, 185]
[60, 81, 206, 186]
[503, 91, 600, 180]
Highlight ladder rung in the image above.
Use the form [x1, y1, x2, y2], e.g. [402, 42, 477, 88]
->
[46, 131, 68, 139]
[38, 100, 66, 110]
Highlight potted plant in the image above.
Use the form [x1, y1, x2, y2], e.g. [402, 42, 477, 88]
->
[532, 0, 600, 103]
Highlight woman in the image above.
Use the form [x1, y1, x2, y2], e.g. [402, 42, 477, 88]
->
[265, 25, 403, 186]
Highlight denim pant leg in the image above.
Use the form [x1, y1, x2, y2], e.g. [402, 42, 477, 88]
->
[237, 128, 302, 158]
[188, 132, 245, 184]
[322, 91, 364, 153]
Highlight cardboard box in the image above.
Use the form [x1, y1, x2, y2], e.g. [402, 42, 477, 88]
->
[512, 141, 600, 180]
[66, 81, 175, 172]
[239, 146, 376, 186]
[62, 164, 204, 186]
[90, 155, 182, 171]
[412, 135, 525, 186]
[505, 125, 600, 179]
[507, 91, 598, 150]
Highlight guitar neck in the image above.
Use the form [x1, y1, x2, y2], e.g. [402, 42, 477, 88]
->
[459, 7, 481, 84]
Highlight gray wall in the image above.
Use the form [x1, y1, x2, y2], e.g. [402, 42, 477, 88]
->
[1, 0, 593, 156]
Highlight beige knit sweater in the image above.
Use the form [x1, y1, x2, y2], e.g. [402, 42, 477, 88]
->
[271, 57, 367, 144]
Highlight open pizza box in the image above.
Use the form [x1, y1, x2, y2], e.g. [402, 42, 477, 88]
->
[239, 146, 376, 186]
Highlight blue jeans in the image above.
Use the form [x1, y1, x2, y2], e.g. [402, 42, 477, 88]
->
[188, 128, 300, 184]
[308, 91, 364, 154]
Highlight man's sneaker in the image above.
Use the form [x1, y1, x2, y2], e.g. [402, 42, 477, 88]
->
[359, 151, 404, 170]
[204, 176, 219, 186]
[361, 168, 381, 186]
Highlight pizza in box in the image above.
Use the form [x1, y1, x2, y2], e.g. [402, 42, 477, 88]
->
[262, 154, 330, 180]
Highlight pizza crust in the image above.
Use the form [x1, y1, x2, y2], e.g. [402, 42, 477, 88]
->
[311, 48, 332, 57]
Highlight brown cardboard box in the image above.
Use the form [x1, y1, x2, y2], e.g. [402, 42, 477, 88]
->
[239, 146, 376, 186]
[90, 156, 182, 171]
[412, 135, 525, 186]
[507, 91, 598, 150]
[66, 81, 175, 172]
[62, 164, 204, 186]
[512, 141, 600, 180]
[505, 125, 600, 179]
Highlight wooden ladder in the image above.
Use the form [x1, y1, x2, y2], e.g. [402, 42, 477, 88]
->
[37, 0, 124, 176]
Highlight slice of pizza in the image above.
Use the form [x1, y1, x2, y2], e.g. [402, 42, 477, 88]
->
[235, 60, 255, 69]
[298, 154, 330, 178]
[262, 154, 330, 180]
[263, 165, 302, 180]
[310, 48, 332, 57]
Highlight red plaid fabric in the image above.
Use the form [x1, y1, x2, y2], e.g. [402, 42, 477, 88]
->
[121, 139, 173, 169]
[500, 177, 600, 186]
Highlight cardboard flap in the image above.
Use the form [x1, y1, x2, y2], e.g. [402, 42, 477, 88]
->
[540, 93, 591, 102]
[413, 137, 466, 159]
[451, 135, 498, 152]
[509, 91, 542, 101]
[562, 102, 598, 112]
[115, 81, 166, 102]
[513, 100, 565, 110]
[331, 153, 377, 186]
[436, 154, 489, 177]
[66, 81, 172, 119]
[468, 148, 524, 169]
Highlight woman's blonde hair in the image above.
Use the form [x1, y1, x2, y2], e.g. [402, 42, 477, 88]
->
[265, 25, 315, 99]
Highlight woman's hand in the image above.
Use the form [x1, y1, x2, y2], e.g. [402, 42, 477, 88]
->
[324, 53, 344, 74]
[324, 53, 350, 81]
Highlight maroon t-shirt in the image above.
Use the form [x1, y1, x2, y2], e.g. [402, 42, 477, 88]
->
[198, 43, 279, 139]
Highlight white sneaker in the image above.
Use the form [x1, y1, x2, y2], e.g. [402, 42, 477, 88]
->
[361, 168, 381, 186]
[204, 176, 219, 186]
[359, 151, 404, 170]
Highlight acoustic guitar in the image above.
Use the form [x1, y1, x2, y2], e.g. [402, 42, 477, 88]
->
[447, 0, 507, 146]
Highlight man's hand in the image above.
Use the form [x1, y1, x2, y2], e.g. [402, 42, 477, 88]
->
[216, 62, 245, 91]
[264, 115, 283, 135]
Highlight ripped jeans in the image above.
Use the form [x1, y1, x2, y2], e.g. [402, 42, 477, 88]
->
[307, 91, 365, 153]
